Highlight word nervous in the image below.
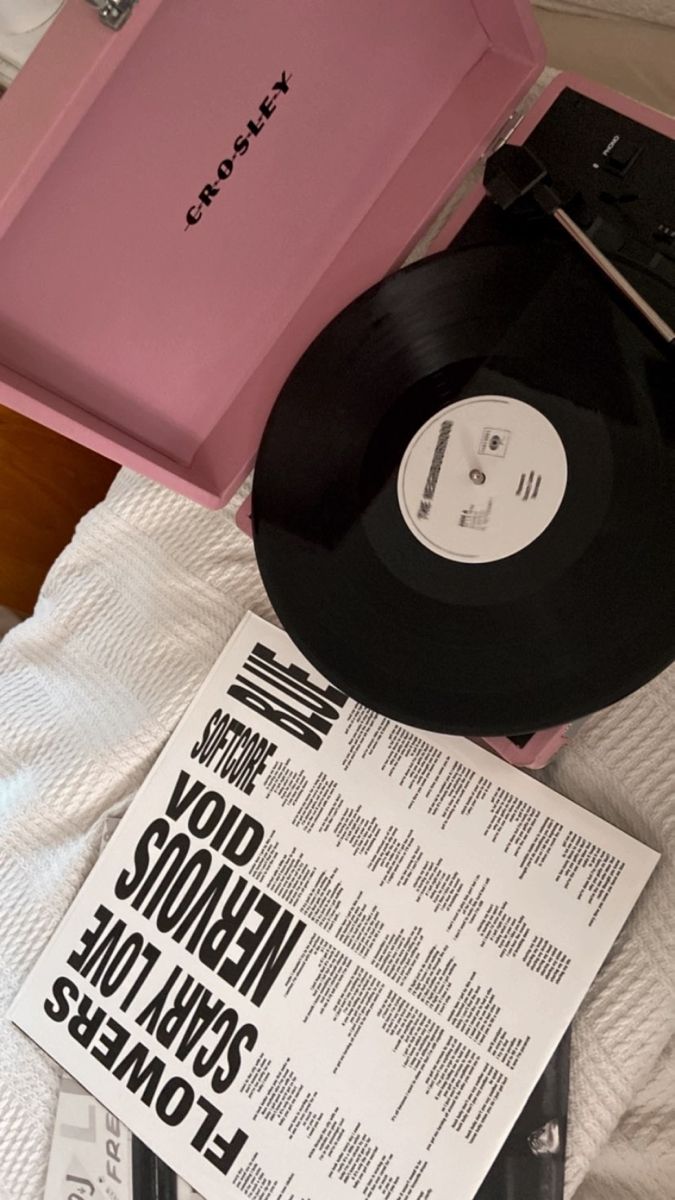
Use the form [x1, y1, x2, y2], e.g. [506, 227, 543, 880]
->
[185, 71, 292, 229]
[114, 771, 304, 1003]
[42, 767, 307, 1182]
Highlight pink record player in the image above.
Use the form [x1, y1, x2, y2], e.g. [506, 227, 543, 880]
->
[0, 0, 546, 504]
[1, 0, 673, 766]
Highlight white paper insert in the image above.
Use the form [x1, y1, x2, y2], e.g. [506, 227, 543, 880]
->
[11, 614, 657, 1200]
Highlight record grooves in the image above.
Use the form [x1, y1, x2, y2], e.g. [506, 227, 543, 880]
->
[253, 234, 675, 736]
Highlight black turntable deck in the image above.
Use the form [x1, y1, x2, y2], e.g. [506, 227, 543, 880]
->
[252, 87, 675, 738]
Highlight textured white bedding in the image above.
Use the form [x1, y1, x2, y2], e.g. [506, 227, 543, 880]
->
[0, 469, 674, 1200]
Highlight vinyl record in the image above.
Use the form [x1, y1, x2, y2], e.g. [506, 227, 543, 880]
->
[252, 235, 675, 735]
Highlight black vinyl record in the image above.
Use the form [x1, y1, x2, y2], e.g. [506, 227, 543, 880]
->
[252, 235, 675, 736]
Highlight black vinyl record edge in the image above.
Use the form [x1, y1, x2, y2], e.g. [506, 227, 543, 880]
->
[252, 237, 675, 737]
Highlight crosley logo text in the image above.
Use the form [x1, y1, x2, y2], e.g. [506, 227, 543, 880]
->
[185, 71, 292, 229]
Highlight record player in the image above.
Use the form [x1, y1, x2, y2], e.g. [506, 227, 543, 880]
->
[2, 16, 668, 1198]
[1, 1, 673, 764]
[251, 76, 675, 763]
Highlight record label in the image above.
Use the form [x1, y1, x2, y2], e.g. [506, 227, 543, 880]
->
[397, 395, 568, 563]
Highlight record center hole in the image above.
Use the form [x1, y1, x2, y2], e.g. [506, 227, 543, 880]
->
[469, 469, 486, 485]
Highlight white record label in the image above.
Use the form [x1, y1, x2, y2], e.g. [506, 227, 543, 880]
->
[397, 395, 568, 563]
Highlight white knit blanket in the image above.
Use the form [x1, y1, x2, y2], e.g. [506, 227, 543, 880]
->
[0, 468, 673, 1200]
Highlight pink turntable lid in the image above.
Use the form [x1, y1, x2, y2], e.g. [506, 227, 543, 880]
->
[0, 0, 544, 505]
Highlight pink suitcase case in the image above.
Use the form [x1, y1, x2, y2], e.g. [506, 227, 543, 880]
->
[0, 0, 544, 506]
[3, 2, 672, 766]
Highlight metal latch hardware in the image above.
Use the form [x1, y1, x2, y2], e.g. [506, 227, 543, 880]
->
[86, 0, 138, 30]
[482, 109, 525, 160]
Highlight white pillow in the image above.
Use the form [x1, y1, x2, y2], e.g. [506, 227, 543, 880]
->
[535, 0, 675, 30]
